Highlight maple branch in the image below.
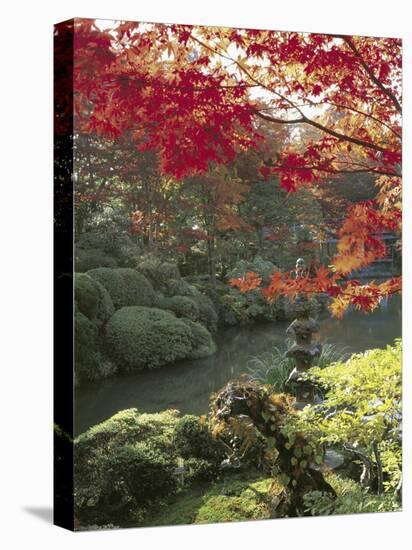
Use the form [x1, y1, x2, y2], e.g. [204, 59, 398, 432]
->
[100, 74, 260, 92]
[253, 108, 304, 125]
[310, 100, 402, 140]
[190, 34, 306, 119]
[190, 34, 400, 157]
[337, 36, 402, 115]
[254, 108, 395, 156]
[265, 161, 399, 178]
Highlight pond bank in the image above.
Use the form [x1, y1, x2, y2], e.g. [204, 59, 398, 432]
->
[75, 295, 401, 435]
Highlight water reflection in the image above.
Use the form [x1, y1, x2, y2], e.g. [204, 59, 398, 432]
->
[75, 295, 401, 435]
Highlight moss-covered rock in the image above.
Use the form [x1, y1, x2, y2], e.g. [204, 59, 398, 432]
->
[75, 273, 115, 326]
[181, 319, 217, 359]
[105, 306, 194, 370]
[194, 476, 275, 524]
[143, 472, 278, 527]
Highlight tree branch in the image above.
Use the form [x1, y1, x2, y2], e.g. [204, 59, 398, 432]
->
[264, 161, 399, 178]
[337, 36, 402, 115]
[254, 107, 395, 156]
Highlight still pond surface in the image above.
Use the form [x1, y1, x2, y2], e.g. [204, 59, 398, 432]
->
[75, 296, 401, 435]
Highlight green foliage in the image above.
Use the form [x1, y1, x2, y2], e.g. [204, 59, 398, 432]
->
[191, 292, 218, 333]
[75, 408, 180, 526]
[75, 273, 114, 326]
[74, 309, 117, 383]
[163, 295, 199, 321]
[167, 278, 200, 298]
[105, 306, 194, 370]
[183, 457, 220, 482]
[193, 475, 276, 524]
[247, 346, 295, 392]
[143, 472, 277, 527]
[103, 443, 178, 520]
[301, 341, 402, 497]
[214, 257, 288, 324]
[136, 255, 181, 290]
[247, 339, 350, 391]
[227, 255, 279, 285]
[75, 248, 118, 272]
[87, 267, 155, 309]
[181, 319, 217, 359]
[77, 215, 141, 267]
[87, 267, 127, 309]
[117, 267, 155, 307]
[303, 473, 401, 516]
[174, 415, 225, 462]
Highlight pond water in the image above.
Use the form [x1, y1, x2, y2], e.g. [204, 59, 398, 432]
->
[75, 295, 401, 435]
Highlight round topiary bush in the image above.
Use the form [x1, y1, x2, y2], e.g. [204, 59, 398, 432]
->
[167, 278, 200, 298]
[107, 442, 177, 503]
[136, 256, 181, 290]
[105, 306, 194, 370]
[181, 319, 217, 359]
[74, 408, 180, 526]
[75, 309, 99, 381]
[164, 295, 199, 321]
[75, 273, 114, 326]
[74, 309, 117, 383]
[75, 248, 118, 273]
[192, 293, 218, 333]
[87, 267, 126, 309]
[87, 267, 155, 309]
[117, 268, 155, 307]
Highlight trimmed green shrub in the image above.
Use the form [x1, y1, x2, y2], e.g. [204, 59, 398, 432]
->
[74, 309, 117, 383]
[104, 443, 177, 518]
[77, 228, 141, 268]
[164, 296, 199, 321]
[174, 415, 225, 462]
[87, 268, 126, 309]
[76, 408, 180, 456]
[75, 309, 98, 378]
[87, 267, 154, 309]
[105, 306, 194, 370]
[136, 255, 181, 290]
[153, 291, 166, 308]
[167, 278, 200, 298]
[75, 273, 115, 326]
[192, 293, 218, 333]
[184, 457, 220, 482]
[181, 319, 217, 359]
[75, 248, 118, 272]
[75, 409, 180, 526]
[117, 268, 155, 307]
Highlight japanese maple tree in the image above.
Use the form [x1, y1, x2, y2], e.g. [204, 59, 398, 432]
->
[64, 18, 401, 317]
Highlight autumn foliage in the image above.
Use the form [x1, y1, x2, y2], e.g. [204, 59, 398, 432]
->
[56, 18, 402, 317]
